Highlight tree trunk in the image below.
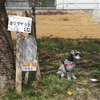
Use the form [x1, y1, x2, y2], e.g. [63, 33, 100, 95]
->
[0, 0, 15, 89]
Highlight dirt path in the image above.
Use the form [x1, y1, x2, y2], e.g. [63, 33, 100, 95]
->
[11, 14, 100, 39]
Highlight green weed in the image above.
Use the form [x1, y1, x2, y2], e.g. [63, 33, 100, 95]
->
[4, 92, 22, 100]
[6, 38, 100, 100]
[89, 71, 100, 79]
[81, 40, 100, 52]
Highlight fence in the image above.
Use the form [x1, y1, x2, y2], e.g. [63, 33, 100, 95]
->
[56, 3, 100, 9]
[6, 0, 55, 9]
[6, 1, 100, 10]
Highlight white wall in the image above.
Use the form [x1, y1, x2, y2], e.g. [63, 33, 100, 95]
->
[56, 0, 100, 9]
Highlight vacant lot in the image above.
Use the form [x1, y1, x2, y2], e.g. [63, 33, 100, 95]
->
[11, 13, 100, 39]
[36, 13, 100, 39]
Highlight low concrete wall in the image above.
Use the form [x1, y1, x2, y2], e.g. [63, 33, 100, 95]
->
[6, 9, 93, 15]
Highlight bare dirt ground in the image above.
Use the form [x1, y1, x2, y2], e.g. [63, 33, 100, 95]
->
[11, 13, 100, 39]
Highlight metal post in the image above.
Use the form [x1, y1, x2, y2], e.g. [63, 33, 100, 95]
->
[94, 0, 96, 9]
[62, 0, 64, 10]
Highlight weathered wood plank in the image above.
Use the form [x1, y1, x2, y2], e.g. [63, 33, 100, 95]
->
[15, 12, 25, 93]
[16, 32, 22, 93]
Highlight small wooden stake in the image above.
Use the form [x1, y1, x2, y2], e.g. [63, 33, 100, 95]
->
[16, 32, 22, 93]
[15, 12, 25, 93]
[36, 55, 41, 80]
[24, 71, 29, 84]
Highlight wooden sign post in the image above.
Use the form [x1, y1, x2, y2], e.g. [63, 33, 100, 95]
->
[7, 1, 41, 93]
[8, 13, 33, 93]
[16, 32, 22, 93]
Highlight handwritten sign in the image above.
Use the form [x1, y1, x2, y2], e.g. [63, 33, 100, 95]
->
[8, 15, 32, 33]
[21, 60, 37, 71]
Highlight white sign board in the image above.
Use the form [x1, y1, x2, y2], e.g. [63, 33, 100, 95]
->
[21, 59, 37, 71]
[8, 15, 32, 33]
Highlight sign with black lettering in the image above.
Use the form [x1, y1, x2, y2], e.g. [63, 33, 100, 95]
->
[22, 60, 37, 71]
[8, 15, 32, 33]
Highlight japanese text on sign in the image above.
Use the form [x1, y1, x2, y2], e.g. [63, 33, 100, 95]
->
[21, 60, 37, 71]
[8, 15, 32, 33]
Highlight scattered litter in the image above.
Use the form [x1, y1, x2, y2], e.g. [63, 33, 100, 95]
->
[89, 79, 98, 82]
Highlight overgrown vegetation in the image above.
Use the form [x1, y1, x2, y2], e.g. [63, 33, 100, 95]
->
[1, 38, 100, 100]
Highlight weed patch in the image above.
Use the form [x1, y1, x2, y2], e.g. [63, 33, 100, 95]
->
[3, 39, 100, 100]
[89, 71, 100, 79]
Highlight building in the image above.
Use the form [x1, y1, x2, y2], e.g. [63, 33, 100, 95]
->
[6, 0, 32, 9]
[6, 0, 100, 10]
[56, 0, 100, 9]
[6, 0, 56, 9]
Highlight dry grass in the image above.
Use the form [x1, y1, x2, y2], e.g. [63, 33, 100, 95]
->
[36, 13, 100, 39]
